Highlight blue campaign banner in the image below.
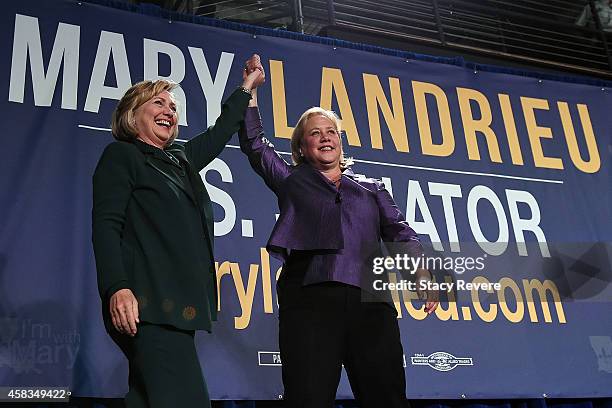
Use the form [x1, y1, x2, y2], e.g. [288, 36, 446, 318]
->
[1, 0, 611, 400]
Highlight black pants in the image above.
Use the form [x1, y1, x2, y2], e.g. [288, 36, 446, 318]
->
[111, 323, 210, 408]
[277, 278, 409, 408]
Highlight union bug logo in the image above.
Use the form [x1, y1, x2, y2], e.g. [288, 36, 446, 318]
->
[411, 352, 473, 372]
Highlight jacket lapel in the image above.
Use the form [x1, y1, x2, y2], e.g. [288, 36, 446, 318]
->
[171, 146, 216, 254]
[133, 140, 214, 253]
[134, 140, 198, 205]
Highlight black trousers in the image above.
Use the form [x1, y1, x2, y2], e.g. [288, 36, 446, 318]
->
[277, 277, 409, 408]
[110, 323, 210, 408]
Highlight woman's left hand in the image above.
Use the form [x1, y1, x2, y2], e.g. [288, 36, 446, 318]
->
[416, 275, 439, 315]
[242, 54, 266, 91]
[424, 291, 440, 315]
[110, 288, 139, 336]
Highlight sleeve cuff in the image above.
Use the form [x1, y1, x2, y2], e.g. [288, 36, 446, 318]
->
[231, 87, 253, 104]
[105, 280, 131, 301]
[245, 106, 261, 122]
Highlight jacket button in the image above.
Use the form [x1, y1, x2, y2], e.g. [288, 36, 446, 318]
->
[182, 306, 197, 321]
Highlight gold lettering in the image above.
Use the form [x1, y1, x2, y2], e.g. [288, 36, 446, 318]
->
[363, 73, 409, 152]
[230, 262, 259, 330]
[498, 94, 524, 165]
[320, 67, 361, 146]
[558, 102, 600, 174]
[471, 276, 498, 322]
[260, 248, 274, 313]
[521, 97, 563, 169]
[412, 80, 455, 157]
[215, 261, 232, 311]
[270, 59, 294, 139]
[498, 277, 525, 323]
[457, 87, 502, 162]
[522, 279, 566, 323]
[401, 287, 427, 320]
[275, 265, 283, 308]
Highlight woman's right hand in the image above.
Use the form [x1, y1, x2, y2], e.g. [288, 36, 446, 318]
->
[110, 288, 139, 336]
[242, 54, 266, 92]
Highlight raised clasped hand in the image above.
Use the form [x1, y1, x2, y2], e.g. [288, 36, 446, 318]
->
[242, 53, 266, 90]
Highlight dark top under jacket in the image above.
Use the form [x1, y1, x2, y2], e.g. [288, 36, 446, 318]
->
[239, 107, 423, 293]
[92, 88, 251, 332]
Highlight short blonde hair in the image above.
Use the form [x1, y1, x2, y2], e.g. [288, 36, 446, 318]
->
[111, 79, 180, 144]
[290, 107, 353, 170]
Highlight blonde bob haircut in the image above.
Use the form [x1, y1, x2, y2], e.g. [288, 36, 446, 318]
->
[290, 107, 353, 171]
[111, 79, 180, 144]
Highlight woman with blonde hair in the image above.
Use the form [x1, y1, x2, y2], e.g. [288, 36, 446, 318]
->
[92, 55, 264, 407]
[239, 58, 438, 408]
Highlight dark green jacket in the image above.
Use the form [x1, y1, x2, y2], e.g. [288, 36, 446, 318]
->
[92, 89, 250, 332]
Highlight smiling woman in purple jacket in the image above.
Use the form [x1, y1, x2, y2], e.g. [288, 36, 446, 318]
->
[240, 56, 439, 408]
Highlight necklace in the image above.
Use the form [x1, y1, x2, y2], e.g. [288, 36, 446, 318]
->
[164, 150, 180, 166]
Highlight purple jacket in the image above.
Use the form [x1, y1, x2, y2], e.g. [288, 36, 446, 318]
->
[239, 107, 423, 289]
